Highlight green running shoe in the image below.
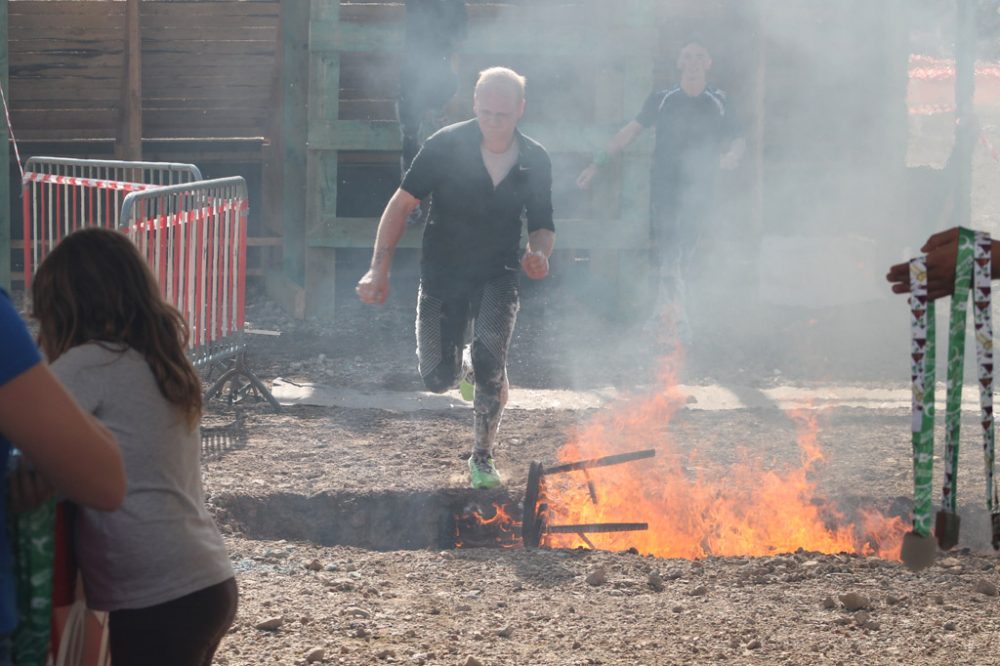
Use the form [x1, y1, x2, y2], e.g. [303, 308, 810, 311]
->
[468, 455, 501, 489]
[459, 377, 475, 402]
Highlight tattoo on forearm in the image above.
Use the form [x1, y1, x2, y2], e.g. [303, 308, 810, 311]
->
[372, 247, 389, 268]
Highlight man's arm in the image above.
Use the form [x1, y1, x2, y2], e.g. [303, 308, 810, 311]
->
[0, 363, 125, 511]
[523, 146, 555, 280]
[720, 137, 746, 170]
[577, 121, 645, 190]
[356, 188, 420, 304]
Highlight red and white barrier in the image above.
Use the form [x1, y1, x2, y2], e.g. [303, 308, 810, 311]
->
[21, 159, 277, 409]
[22, 157, 202, 282]
[119, 177, 277, 409]
[120, 178, 248, 365]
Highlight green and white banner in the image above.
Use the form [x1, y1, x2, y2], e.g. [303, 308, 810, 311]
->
[908, 228, 998, 553]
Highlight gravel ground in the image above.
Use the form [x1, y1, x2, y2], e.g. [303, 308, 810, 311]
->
[214, 539, 1000, 666]
[197, 289, 1000, 665]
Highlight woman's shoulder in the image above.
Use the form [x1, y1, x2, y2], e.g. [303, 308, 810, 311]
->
[53, 342, 136, 374]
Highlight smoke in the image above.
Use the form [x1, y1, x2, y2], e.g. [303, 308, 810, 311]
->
[439, 0, 921, 389]
[343, 1, 1000, 391]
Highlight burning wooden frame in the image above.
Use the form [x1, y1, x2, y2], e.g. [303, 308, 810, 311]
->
[522, 449, 655, 549]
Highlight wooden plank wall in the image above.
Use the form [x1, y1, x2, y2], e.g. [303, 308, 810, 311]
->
[8, 0, 279, 142]
[9, 1, 125, 140]
[141, 0, 278, 139]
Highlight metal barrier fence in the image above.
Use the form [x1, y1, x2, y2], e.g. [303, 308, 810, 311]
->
[22, 157, 203, 281]
[21, 157, 277, 410]
[120, 178, 279, 409]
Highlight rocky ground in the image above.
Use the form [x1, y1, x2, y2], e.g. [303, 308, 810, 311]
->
[216, 541, 1000, 666]
[200, 281, 1000, 665]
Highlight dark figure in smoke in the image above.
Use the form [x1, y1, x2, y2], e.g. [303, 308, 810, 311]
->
[577, 38, 745, 340]
[357, 67, 555, 489]
[398, 0, 468, 224]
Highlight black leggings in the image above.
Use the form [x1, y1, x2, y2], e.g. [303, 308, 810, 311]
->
[108, 577, 238, 666]
[416, 273, 519, 458]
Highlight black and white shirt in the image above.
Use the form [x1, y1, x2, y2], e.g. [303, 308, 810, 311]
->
[636, 85, 739, 192]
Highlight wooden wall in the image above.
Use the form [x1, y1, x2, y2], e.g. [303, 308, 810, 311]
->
[9, 1, 125, 141]
[140, 0, 278, 139]
[8, 0, 279, 142]
[6, 1, 283, 288]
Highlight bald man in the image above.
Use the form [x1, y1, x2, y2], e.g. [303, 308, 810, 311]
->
[357, 67, 556, 489]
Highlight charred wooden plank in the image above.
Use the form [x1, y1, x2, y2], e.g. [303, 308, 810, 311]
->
[543, 449, 656, 476]
[546, 523, 648, 534]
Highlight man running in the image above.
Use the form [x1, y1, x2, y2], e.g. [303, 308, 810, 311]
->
[357, 67, 555, 489]
[578, 37, 744, 340]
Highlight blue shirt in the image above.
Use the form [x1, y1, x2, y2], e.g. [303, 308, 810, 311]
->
[0, 289, 42, 633]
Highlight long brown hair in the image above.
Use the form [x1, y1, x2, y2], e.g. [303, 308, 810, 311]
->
[31, 227, 202, 427]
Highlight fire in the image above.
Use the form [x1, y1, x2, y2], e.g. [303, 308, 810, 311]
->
[454, 502, 520, 549]
[541, 355, 907, 560]
[454, 344, 908, 559]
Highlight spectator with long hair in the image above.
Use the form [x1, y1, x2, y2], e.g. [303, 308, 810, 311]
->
[30, 227, 237, 666]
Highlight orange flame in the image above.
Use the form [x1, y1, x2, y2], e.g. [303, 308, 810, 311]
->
[542, 358, 907, 560]
[455, 502, 520, 548]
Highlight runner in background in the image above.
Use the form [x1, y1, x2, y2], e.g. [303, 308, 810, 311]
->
[577, 37, 745, 343]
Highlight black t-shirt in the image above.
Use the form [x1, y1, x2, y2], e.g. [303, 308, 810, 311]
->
[401, 119, 555, 295]
[636, 85, 738, 195]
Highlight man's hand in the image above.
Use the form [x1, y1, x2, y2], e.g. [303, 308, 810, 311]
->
[886, 227, 960, 300]
[521, 250, 549, 280]
[576, 164, 599, 190]
[9, 459, 55, 514]
[356, 268, 390, 304]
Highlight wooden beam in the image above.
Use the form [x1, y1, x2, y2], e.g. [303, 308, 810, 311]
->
[265, 269, 306, 320]
[116, 0, 141, 160]
[261, 49, 282, 238]
[305, 246, 336, 319]
[281, 0, 310, 286]
[0, 0, 8, 289]
[309, 15, 640, 56]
